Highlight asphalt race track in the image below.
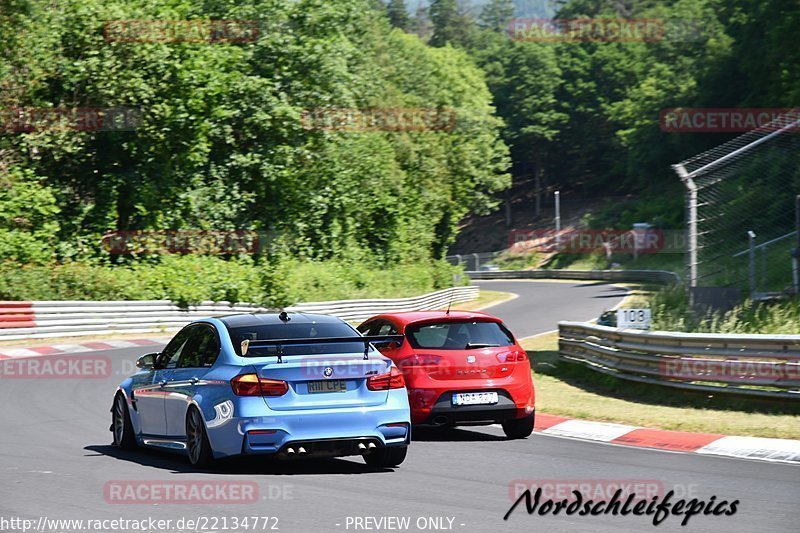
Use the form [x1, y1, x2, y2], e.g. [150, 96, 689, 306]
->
[472, 280, 629, 337]
[1, 281, 797, 533]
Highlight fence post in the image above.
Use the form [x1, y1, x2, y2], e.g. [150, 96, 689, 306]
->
[674, 164, 697, 290]
[554, 190, 561, 250]
[473, 253, 480, 272]
[748, 230, 756, 298]
[795, 195, 800, 294]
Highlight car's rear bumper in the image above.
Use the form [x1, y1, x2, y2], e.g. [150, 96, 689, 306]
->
[415, 390, 531, 425]
[204, 392, 410, 458]
[404, 368, 535, 425]
[268, 436, 388, 459]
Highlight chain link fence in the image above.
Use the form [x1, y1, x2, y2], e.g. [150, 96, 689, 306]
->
[673, 114, 800, 300]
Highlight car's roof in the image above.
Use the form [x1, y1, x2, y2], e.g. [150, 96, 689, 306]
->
[217, 312, 347, 328]
[368, 310, 501, 326]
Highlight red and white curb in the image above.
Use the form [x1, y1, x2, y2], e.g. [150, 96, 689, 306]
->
[534, 413, 800, 464]
[0, 338, 167, 359]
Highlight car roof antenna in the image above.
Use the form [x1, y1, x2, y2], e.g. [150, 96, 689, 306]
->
[279, 311, 291, 322]
[445, 290, 454, 316]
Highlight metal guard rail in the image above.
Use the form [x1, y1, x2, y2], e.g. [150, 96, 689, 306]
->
[558, 321, 800, 399]
[467, 269, 680, 284]
[0, 286, 479, 341]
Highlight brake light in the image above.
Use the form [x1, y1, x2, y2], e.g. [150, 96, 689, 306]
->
[497, 351, 527, 363]
[231, 374, 289, 396]
[367, 367, 405, 391]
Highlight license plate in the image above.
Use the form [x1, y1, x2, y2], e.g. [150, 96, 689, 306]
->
[307, 380, 347, 393]
[452, 392, 498, 406]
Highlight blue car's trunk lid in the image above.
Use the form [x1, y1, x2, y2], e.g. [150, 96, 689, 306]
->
[257, 354, 393, 410]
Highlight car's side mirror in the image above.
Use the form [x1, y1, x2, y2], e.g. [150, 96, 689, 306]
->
[136, 353, 158, 370]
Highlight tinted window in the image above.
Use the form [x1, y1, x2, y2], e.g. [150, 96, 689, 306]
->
[376, 322, 397, 335]
[357, 320, 397, 336]
[178, 325, 220, 368]
[406, 321, 514, 350]
[158, 326, 193, 368]
[356, 321, 374, 335]
[228, 321, 367, 356]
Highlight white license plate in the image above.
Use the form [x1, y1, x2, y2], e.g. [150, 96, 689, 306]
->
[307, 380, 347, 393]
[452, 392, 498, 406]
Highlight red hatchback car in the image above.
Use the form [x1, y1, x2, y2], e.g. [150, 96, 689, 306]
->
[357, 311, 535, 439]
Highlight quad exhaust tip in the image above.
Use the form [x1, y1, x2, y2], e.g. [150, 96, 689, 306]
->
[298, 447, 307, 455]
[357, 442, 377, 454]
[287, 447, 295, 455]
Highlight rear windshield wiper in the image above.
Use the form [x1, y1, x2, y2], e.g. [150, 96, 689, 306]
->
[465, 343, 500, 349]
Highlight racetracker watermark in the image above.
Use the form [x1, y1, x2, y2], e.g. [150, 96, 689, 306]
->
[509, 228, 686, 254]
[661, 359, 800, 383]
[101, 230, 262, 255]
[661, 108, 800, 132]
[103, 481, 264, 504]
[0, 107, 142, 132]
[104, 20, 260, 43]
[507, 18, 704, 42]
[0, 355, 111, 379]
[300, 108, 456, 132]
[508, 18, 662, 42]
[506, 480, 737, 526]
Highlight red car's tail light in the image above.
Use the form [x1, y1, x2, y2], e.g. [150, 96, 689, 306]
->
[367, 367, 406, 391]
[497, 351, 528, 363]
[231, 374, 289, 396]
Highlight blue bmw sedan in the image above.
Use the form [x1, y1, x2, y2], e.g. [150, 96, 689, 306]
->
[111, 312, 411, 468]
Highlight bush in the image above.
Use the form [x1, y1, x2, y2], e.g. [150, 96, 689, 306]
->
[647, 285, 800, 334]
[0, 255, 465, 307]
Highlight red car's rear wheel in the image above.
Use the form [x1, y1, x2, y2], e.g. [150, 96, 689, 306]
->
[502, 411, 535, 439]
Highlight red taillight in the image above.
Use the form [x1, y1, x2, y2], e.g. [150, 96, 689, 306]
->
[497, 351, 528, 363]
[367, 367, 406, 391]
[231, 374, 289, 397]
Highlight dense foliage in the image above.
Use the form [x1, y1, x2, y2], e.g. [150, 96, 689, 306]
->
[1, 0, 797, 303]
[0, 0, 509, 264]
[460, 0, 798, 227]
[0, 255, 463, 307]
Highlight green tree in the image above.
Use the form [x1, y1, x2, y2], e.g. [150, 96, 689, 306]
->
[386, 0, 410, 30]
[429, 0, 475, 47]
[480, 0, 515, 31]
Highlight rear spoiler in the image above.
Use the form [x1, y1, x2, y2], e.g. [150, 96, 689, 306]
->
[240, 335, 404, 362]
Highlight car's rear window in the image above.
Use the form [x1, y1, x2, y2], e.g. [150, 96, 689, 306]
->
[227, 322, 368, 356]
[406, 320, 514, 350]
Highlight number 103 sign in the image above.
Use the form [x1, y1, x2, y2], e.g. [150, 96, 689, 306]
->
[617, 308, 652, 329]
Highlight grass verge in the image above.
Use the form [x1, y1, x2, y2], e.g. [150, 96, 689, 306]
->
[522, 331, 800, 440]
